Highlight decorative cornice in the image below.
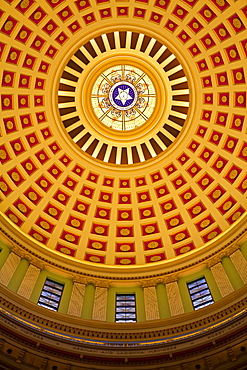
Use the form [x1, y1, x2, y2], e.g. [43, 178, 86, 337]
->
[206, 243, 241, 268]
[163, 274, 179, 284]
[1, 225, 246, 283]
[225, 243, 241, 256]
[206, 257, 220, 268]
[71, 275, 112, 288]
[1, 295, 247, 349]
[140, 275, 180, 287]
[93, 280, 111, 288]
[140, 279, 157, 287]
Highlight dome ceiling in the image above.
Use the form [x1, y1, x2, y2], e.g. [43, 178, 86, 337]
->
[0, 0, 247, 271]
[58, 31, 190, 161]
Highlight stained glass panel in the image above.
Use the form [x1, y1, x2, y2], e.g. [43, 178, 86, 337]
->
[187, 277, 214, 310]
[38, 278, 64, 311]
[91, 65, 156, 131]
[116, 294, 137, 322]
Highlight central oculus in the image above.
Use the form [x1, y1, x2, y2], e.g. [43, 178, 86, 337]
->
[109, 81, 138, 111]
[91, 65, 156, 131]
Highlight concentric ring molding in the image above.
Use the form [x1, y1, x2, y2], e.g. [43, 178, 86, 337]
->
[55, 29, 192, 164]
[0, 0, 247, 276]
[85, 57, 161, 138]
[48, 21, 198, 165]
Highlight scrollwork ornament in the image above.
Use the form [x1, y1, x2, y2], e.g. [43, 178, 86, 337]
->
[94, 280, 111, 288]
[80, 277, 90, 285]
[163, 274, 178, 284]
[218, 251, 228, 260]
[11, 247, 47, 270]
[8, 243, 30, 261]
[71, 274, 89, 285]
[87, 278, 97, 286]
[207, 257, 220, 268]
[9, 243, 19, 253]
[33, 259, 46, 270]
[140, 279, 157, 288]
[71, 274, 80, 283]
[225, 243, 240, 256]
[23, 253, 33, 262]
[155, 278, 164, 285]
[11, 245, 28, 259]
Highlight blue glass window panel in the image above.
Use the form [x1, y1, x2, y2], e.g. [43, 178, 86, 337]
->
[194, 301, 214, 310]
[116, 295, 135, 301]
[193, 295, 213, 306]
[189, 283, 208, 294]
[187, 278, 205, 287]
[115, 294, 136, 322]
[41, 291, 61, 301]
[38, 303, 57, 311]
[116, 301, 136, 307]
[187, 277, 214, 310]
[116, 307, 136, 313]
[190, 289, 211, 300]
[38, 279, 64, 311]
[45, 280, 63, 289]
[38, 297, 59, 307]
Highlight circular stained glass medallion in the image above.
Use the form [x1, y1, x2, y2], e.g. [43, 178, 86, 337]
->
[109, 81, 138, 111]
[91, 65, 156, 131]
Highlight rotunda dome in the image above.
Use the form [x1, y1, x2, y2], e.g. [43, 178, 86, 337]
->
[0, 0, 247, 368]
